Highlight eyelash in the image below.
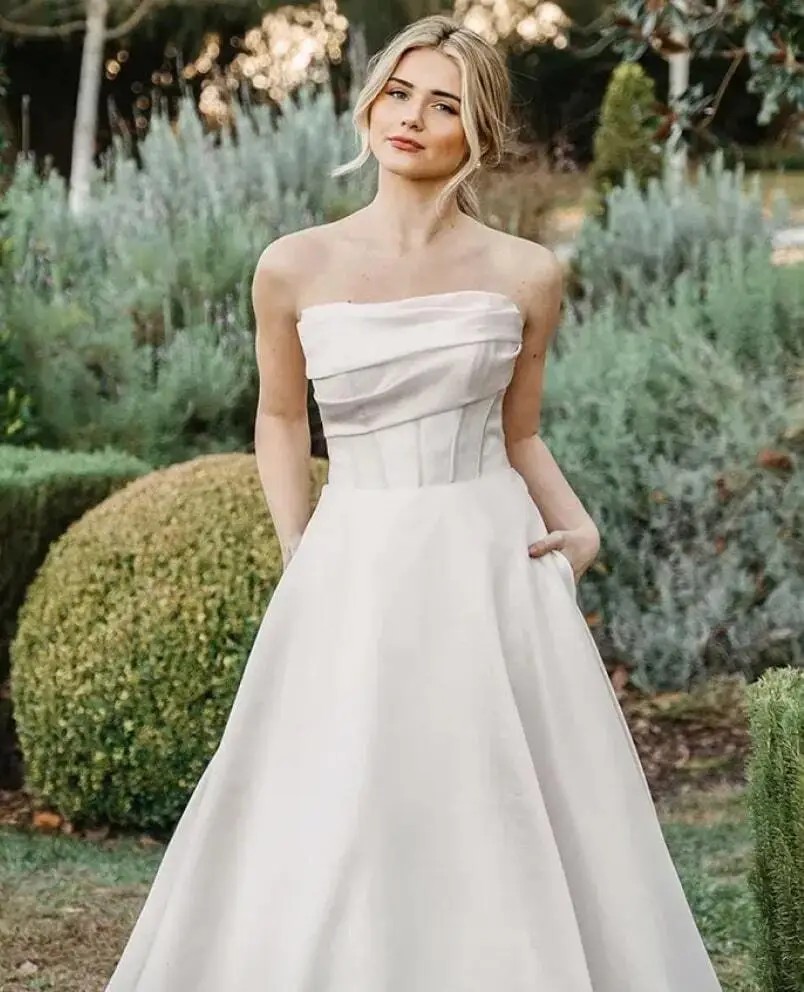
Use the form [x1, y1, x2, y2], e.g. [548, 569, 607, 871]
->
[386, 89, 457, 115]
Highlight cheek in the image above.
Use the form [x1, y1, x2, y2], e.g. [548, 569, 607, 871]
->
[431, 118, 466, 157]
[368, 96, 395, 131]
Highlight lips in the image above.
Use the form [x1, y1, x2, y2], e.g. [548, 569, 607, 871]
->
[388, 135, 424, 151]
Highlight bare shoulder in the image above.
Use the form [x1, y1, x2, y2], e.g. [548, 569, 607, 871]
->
[479, 226, 563, 299]
[478, 226, 564, 343]
[252, 225, 328, 311]
[252, 220, 352, 315]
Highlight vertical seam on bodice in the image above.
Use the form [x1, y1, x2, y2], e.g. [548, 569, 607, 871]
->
[369, 424, 389, 488]
[416, 417, 423, 487]
[448, 404, 467, 484]
[476, 394, 499, 476]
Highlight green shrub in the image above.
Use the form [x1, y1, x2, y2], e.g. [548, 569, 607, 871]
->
[570, 150, 788, 316]
[0, 444, 150, 787]
[0, 444, 151, 686]
[10, 452, 329, 830]
[0, 86, 368, 465]
[0, 214, 38, 445]
[544, 247, 803, 690]
[745, 667, 804, 992]
[0, 323, 38, 445]
[590, 62, 662, 210]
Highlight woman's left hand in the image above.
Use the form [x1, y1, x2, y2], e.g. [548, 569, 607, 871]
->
[528, 523, 600, 584]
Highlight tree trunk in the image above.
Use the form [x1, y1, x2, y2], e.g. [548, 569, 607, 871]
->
[666, 0, 689, 198]
[667, 47, 689, 196]
[68, 0, 108, 215]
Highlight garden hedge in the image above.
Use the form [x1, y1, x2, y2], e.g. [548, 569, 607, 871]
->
[11, 452, 329, 830]
[0, 444, 151, 787]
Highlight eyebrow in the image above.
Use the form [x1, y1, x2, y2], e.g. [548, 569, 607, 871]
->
[387, 76, 461, 103]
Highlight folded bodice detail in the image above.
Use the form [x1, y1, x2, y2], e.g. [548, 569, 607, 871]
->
[298, 291, 524, 488]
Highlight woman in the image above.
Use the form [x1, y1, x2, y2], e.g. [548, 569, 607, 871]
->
[105, 15, 724, 991]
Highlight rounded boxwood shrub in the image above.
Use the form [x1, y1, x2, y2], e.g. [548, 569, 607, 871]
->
[11, 452, 329, 831]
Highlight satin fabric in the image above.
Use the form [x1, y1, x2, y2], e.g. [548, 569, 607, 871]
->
[105, 290, 723, 992]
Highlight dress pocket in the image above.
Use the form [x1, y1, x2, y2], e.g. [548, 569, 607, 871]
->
[551, 548, 577, 597]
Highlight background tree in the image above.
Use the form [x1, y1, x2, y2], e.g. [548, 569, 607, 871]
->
[590, 61, 662, 210]
[579, 0, 803, 196]
[591, 0, 803, 130]
[0, 0, 282, 212]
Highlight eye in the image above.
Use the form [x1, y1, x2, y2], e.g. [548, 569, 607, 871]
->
[435, 102, 458, 114]
[387, 88, 407, 99]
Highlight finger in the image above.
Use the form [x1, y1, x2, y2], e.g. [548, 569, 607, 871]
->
[528, 540, 558, 557]
[529, 530, 569, 556]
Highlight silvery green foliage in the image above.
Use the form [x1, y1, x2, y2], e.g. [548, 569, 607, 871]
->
[571, 150, 790, 317]
[1, 85, 368, 462]
[543, 241, 803, 691]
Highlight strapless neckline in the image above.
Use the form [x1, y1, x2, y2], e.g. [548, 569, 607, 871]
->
[297, 288, 524, 325]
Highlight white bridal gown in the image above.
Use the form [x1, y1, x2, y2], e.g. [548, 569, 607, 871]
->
[105, 290, 723, 991]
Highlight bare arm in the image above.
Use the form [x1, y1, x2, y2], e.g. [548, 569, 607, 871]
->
[251, 237, 312, 570]
[503, 245, 600, 565]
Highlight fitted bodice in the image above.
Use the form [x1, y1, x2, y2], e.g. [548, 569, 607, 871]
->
[298, 290, 523, 488]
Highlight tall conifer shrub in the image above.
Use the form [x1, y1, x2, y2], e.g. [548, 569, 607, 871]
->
[591, 62, 662, 212]
[745, 667, 804, 992]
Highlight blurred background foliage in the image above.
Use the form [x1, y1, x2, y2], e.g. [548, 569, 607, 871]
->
[1, 0, 801, 180]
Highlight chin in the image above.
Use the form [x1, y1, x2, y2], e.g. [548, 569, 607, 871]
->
[382, 162, 431, 180]
[375, 151, 454, 182]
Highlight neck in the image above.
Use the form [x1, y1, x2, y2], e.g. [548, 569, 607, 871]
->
[364, 168, 464, 254]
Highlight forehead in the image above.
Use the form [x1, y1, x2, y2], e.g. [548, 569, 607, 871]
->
[391, 47, 462, 94]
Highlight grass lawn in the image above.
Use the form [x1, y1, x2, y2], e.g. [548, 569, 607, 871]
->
[0, 782, 758, 992]
[657, 784, 759, 992]
[755, 169, 804, 220]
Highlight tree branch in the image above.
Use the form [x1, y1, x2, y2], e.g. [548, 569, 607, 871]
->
[0, 0, 165, 39]
[0, 12, 85, 35]
[4, 0, 57, 18]
[105, 0, 164, 40]
[699, 48, 745, 130]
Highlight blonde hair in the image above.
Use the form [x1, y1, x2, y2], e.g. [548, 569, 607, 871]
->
[331, 14, 512, 219]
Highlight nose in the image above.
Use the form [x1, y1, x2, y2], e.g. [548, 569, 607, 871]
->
[401, 102, 424, 130]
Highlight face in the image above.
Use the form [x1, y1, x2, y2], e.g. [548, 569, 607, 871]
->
[368, 47, 468, 181]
